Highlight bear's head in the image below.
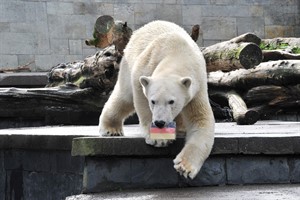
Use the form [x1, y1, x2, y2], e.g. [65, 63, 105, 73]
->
[139, 75, 192, 128]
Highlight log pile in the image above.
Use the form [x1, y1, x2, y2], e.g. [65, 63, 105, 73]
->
[0, 15, 299, 126]
[208, 60, 300, 124]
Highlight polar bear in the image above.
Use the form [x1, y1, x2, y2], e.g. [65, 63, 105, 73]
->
[99, 21, 215, 179]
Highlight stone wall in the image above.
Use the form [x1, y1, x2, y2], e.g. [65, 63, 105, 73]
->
[0, 0, 299, 71]
[0, 150, 84, 200]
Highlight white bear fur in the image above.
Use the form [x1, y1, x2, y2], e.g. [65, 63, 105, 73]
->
[99, 21, 215, 179]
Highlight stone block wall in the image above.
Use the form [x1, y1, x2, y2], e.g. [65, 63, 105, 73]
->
[0, 150, 84, 200]
[0, 0, 299, 71]
[82, 155, 300, 193]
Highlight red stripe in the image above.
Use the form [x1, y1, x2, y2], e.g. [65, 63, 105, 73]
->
[150, 127, 175, 134]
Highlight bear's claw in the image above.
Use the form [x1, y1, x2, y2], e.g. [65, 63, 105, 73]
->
[173, 152, 200, 179]
[100, 127, 124, 137]
[102, 131, 123, 136]
[174, 161, 195, 179]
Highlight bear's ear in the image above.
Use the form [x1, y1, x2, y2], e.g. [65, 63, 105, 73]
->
[181, 77, 192, 88]
[139, 76, 151, 88]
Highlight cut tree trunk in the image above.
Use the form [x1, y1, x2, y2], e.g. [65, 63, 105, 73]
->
[201, 33, 262, 72]
[226, 90, 259, 125]
[208, 60, 300, 89]
[85, 15, 132, 54]
[85, 15, 115, 48]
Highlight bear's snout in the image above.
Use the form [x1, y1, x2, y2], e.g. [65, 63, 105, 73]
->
[154, 120, 166, 128]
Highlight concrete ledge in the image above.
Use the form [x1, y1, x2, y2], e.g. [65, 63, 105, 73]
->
[0, 72, 48, 87]
[0, 126, 98, 150]
[72, 121, 300, 156]
[2, 121, 298, 153]
[1, 121, 299, 152]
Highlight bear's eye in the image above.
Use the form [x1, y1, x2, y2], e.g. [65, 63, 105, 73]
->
[168, 100, 174, 105]
[151, 100, 155, 105]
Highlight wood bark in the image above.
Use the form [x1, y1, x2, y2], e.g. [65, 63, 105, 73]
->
[230, 32, 261, 45]
[245, 84, 300, 108]
[208, 60, 300, 89]
[202, 33, 262, 72]
[262, 50, 300, 61]
[190, 25, 200, 42]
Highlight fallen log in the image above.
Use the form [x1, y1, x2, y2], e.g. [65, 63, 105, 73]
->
[0, 61, 33, 73]
[226, 90, 259, 125]
[260, 37, 300, 51]
[202, 33, 262, 72]
[47, 45, 120, 94]
[245, 84, 300, 108]
[260, 37, 300, 61]
[0, 86, 108, 125]
[208, 60, 300, 89]
[209, 90, 259, 125]
[262, 50, 300, 61]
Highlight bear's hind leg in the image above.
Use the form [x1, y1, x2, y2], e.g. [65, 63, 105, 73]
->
[99, 83, 134, 136]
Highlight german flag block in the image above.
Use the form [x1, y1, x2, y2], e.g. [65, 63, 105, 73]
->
[150, 122, 176, 140]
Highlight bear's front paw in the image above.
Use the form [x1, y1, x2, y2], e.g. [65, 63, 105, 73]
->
[145, 136, 173, 147]
[173, 145, 203, 179]
[99, 126, 123, 137]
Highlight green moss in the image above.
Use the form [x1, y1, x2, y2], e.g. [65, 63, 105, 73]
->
[260, 41, 300, 54]
[292, 47, 300, 54]
[260, 42, 289, 50]
[73, 76, 86, 86]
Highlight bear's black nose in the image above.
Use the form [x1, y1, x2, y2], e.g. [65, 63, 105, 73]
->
[154, 120, 166, 128]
